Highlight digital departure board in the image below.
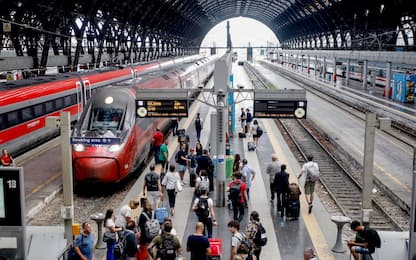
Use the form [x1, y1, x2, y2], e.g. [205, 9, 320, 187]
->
[136, 100, 188, 118]
[254, 100, 307, 119]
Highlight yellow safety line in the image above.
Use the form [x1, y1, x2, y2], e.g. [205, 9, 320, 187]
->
[262, 119, 335, 260]
[26, 172, 62, 198]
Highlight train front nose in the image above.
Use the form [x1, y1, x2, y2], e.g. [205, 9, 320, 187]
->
[73, 157, 120, 183]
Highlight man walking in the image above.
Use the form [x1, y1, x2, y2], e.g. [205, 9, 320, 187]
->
[227, 173, 248, 222]
[152, 127, 164, 164]
[298, 155, 319, 213]
[241, 159, 255, 200]
[240, 107, 246, 131]
[266, 154, 280, 203]
[159, 139, 169, 173]
[143, 164, 163, 210]
[194, 112, 203, 143]
[196, 149, 214, 191]
[186, 222, 211, 260]
[273, 164, 289, 217]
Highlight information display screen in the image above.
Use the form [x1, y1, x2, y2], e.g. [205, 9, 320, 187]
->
[0, 178, 5, 218]
[254, 100, 307, 119]
[136, 100, 188, 117]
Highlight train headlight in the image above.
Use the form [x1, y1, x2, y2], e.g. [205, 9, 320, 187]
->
[73, 144, 85, 152]
[108, 144, 121, 152]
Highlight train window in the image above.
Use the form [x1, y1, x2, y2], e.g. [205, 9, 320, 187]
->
[55, 98, 64, 110]
[45, 101, 54, 114]
[64, 96, 72, 107]
[162, 74, 170, 80]
[6, 111, 19, 127]
[33, 104, 44, 117]
[21, 107, 34, 122]
[0, 115, 5, 130]
[90, 107, 124, 130]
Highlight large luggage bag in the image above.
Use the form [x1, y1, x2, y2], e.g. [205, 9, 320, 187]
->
[155, 201, 169, 224]
[247, 141, 256, 151]
[286, 199, 300, 219]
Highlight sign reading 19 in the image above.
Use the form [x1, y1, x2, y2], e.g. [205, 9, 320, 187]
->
[7, 179, 17, 189]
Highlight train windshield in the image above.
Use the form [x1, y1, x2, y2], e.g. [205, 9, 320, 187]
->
[88, 107, 125, 131]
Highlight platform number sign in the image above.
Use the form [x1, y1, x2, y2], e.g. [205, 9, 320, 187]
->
[0, 168, 24, 226]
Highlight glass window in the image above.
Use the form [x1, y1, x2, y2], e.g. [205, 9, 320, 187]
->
[64, 96, 72, 107]
[33, 104, 44, 117]
[7, 111, 19, 127]
[21, 107, 33, 121]
[45, 101, 54, 114]
[90, 107, 124, 130]
[0, 115, 5, 130]
[55, 98, 64, 110]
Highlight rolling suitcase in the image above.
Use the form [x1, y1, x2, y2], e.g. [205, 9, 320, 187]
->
[286, 199, 300, 219]
[238, 132, 246, 138]
[247, 141, 256, 151]
[155, 201, 169, 224]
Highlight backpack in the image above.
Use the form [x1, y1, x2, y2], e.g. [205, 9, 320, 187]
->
[236, 233, 254, 256]
[114, 231, 128, 259]
[253, 223, 267, 247]
[306, 163, 320, 182]
[145, 173, 158, 191]
[195, 197, 210, 219]
[158, 234, 177, 259]
[256, 126, 263, 137]
[369, 228, 381, 248]
[229, 181, 242, 203]
[143, 212, 160, 240]
[199, 177, 210, 192]
[246, 112, 253, 122]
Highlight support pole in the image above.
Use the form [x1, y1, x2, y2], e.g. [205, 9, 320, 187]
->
[362, 112, 376, 225]
[409, 147, 416, 260]
[60, 111, 74, 245]
[385, 62, 392, 98]
[346, 59, 350, 86]
[362, 60, 368, 89]
[216, 96, 226, 207]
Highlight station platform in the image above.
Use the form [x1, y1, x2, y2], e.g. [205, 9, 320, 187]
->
[115, 96, 349, 260]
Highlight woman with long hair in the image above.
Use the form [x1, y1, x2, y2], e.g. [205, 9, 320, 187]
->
[161, 164, 181, 216]
[104, 209, 122, 260]
[233, 154, 242, 175]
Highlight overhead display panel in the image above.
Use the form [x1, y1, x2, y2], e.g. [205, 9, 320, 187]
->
[136, 89, 190, 118]
[254, 89, 307, 119]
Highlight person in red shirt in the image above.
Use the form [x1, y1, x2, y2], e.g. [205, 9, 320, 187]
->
[227, 173, 248, 222]
[152, 127, 164, 164]
[1, 149, 14, 166]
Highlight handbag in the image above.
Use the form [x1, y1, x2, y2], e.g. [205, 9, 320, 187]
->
[175, 180, 183, 192]
[103, 231, 117, 243]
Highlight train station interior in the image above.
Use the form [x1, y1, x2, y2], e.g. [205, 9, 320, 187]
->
[1, 0, 416, 259]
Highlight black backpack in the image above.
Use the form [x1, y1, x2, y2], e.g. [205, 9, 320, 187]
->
[369, 228, 381, 248]
[229, 181, 241, 203]
[175, 151, 181, 163]
[158, 234, 177, 260]
[256, 126, 263, 137]
[145, 173, 158, 191]
[253, 223, 267, 247]
[195, 197, 210, 219]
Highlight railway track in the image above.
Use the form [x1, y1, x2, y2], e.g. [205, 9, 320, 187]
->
[276, 118, 403, 231]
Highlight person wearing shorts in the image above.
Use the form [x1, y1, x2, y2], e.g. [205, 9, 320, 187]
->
[298, 155, 319, 213]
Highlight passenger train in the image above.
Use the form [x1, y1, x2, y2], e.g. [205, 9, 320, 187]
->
[71, 56, 217, 183]
[0, 55, 202, 155]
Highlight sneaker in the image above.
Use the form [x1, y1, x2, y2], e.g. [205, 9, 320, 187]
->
[308, 204, 313, 214]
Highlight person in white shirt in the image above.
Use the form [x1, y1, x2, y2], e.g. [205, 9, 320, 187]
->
[115, 200, 140, 229]
[104, 209, 123, 260]
[298, 155, 320, 213]
[161, 164, 181, 216]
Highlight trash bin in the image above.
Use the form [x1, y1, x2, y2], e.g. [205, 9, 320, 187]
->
[226, 156, 234, 179]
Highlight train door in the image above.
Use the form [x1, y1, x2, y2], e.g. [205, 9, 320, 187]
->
[75, 79, 92, 119]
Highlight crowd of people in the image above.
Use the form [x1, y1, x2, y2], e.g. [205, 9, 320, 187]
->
[68, 112, 380, 260]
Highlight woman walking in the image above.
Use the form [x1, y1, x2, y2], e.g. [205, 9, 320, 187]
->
[162, 164, 181, 216]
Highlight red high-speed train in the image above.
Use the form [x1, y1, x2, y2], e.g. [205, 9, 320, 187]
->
[71, 56, 217, 183]
[0, 55, 202, 155]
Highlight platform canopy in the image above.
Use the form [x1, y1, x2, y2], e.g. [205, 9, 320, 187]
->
[0, 0, 414, 70]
